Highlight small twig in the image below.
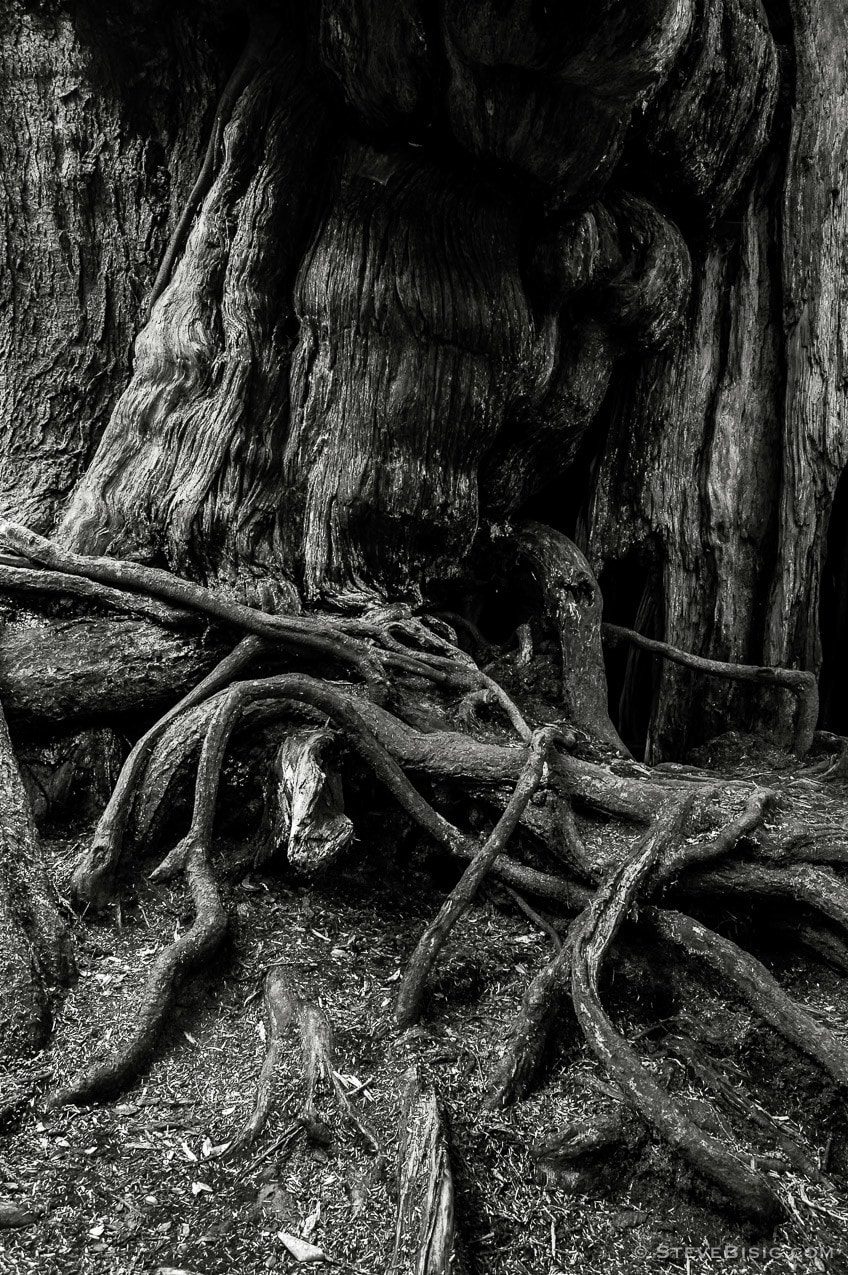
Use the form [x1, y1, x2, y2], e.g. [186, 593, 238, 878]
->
[502, 885, 562, 951]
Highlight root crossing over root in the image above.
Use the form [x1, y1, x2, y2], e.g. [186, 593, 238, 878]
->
[395, 727, 561, 1029]
[570, 802, 782, 1226]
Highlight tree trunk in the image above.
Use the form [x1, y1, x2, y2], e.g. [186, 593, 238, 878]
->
[0, 0, 219, 533]
[4, 0, 848, 1247]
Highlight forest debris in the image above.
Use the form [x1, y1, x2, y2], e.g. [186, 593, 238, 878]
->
[278, 1229, 325, 1262]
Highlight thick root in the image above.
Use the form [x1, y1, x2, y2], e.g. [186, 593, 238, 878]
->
[232, 966, 378, 1154]
[647, 907, 848, 1088]
[663, 1033, 829, 1185]
[389, 1065, 461, 1275]
[229, 967, 307, 1155]
[486, 926, 577, 1109]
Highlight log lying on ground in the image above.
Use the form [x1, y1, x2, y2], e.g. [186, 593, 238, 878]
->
[0, 614, 225, 728]
[389, 1065, 461, 1275]
[0, 705, 73, 1056]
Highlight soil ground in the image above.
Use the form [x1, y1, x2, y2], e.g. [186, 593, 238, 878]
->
[2, 738, 848, 1275]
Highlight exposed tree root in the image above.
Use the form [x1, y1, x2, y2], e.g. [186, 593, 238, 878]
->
[72, 636, 265, 907]
[678, 861, 848, 935]
[532, 1105, 646, 1191]
[501, 885, 563, 951]
[396, 727, 561, 1028]
[662, 1033, 830, 1186]
[646, 908, 848, 1088]
[233, 966, 378, 1156]
[48, 842, 226, 1107]
[226, 964, 375, 1158]
[2, 519, 847, 1227]
[389, 1065, 461, 1275]
[486, 923, 578, 1110]
[602, 623, 818, 756]
[569, 802, 782, 1225]
[767, 919, 848, 974]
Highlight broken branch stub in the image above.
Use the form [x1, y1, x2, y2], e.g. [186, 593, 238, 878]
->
[256, 728, 354, 876]
[509, 522, 628, 753]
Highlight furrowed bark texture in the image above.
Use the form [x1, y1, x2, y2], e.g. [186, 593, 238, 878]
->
[0, 0, 217, 533]
[588, 1, 848, 757]
[59, 22, 334, 603]
[765, 1, 848, 673]
[390, 1066, 461, 1275]
[589, 157, 784, 759]
[0, 705, 72, 1054]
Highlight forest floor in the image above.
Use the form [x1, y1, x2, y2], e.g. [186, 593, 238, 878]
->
[2, 737, 848, 1275]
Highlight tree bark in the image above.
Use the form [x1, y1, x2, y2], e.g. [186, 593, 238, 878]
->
[0, 0, 218, 532]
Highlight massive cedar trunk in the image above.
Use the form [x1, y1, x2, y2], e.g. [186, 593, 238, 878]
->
[3, 0, 848, 1244]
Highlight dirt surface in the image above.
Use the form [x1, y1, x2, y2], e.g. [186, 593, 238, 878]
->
[2, 740, 848, 1275]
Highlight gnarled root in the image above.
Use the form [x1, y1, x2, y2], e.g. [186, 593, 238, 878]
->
[232, 966, 378, 1156]
[663, 1034, 829, 1185]
[71, 635, 265, 908]
[570, 805, 781, 1225]
[646, 907, 848, 1088]
[227, 967, 304, 1155]
[49, 843, 226, 1106]
[389, 1065, 461, 1275]
[396, 726, 561, 1028]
